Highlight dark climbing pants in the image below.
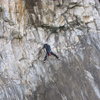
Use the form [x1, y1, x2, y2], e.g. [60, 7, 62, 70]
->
[44, 52, 59, 61]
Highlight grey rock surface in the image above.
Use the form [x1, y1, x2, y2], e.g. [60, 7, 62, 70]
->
[0, 0, 100, 100]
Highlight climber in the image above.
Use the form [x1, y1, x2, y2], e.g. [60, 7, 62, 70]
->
[42, 44, 59, 62]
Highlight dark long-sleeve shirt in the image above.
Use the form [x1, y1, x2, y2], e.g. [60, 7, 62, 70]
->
[43, 44, 51, 53]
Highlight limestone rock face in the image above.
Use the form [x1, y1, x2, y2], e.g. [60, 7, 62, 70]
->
[0, 0, 100, 100]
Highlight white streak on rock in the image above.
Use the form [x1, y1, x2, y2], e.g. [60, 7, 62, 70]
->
[85, 70, 100, 99]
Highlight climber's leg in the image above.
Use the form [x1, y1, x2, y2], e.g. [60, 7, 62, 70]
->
[51, 52, 59, 59]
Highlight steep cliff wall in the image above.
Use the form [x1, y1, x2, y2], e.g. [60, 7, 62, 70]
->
[0, 0, 100, 100]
